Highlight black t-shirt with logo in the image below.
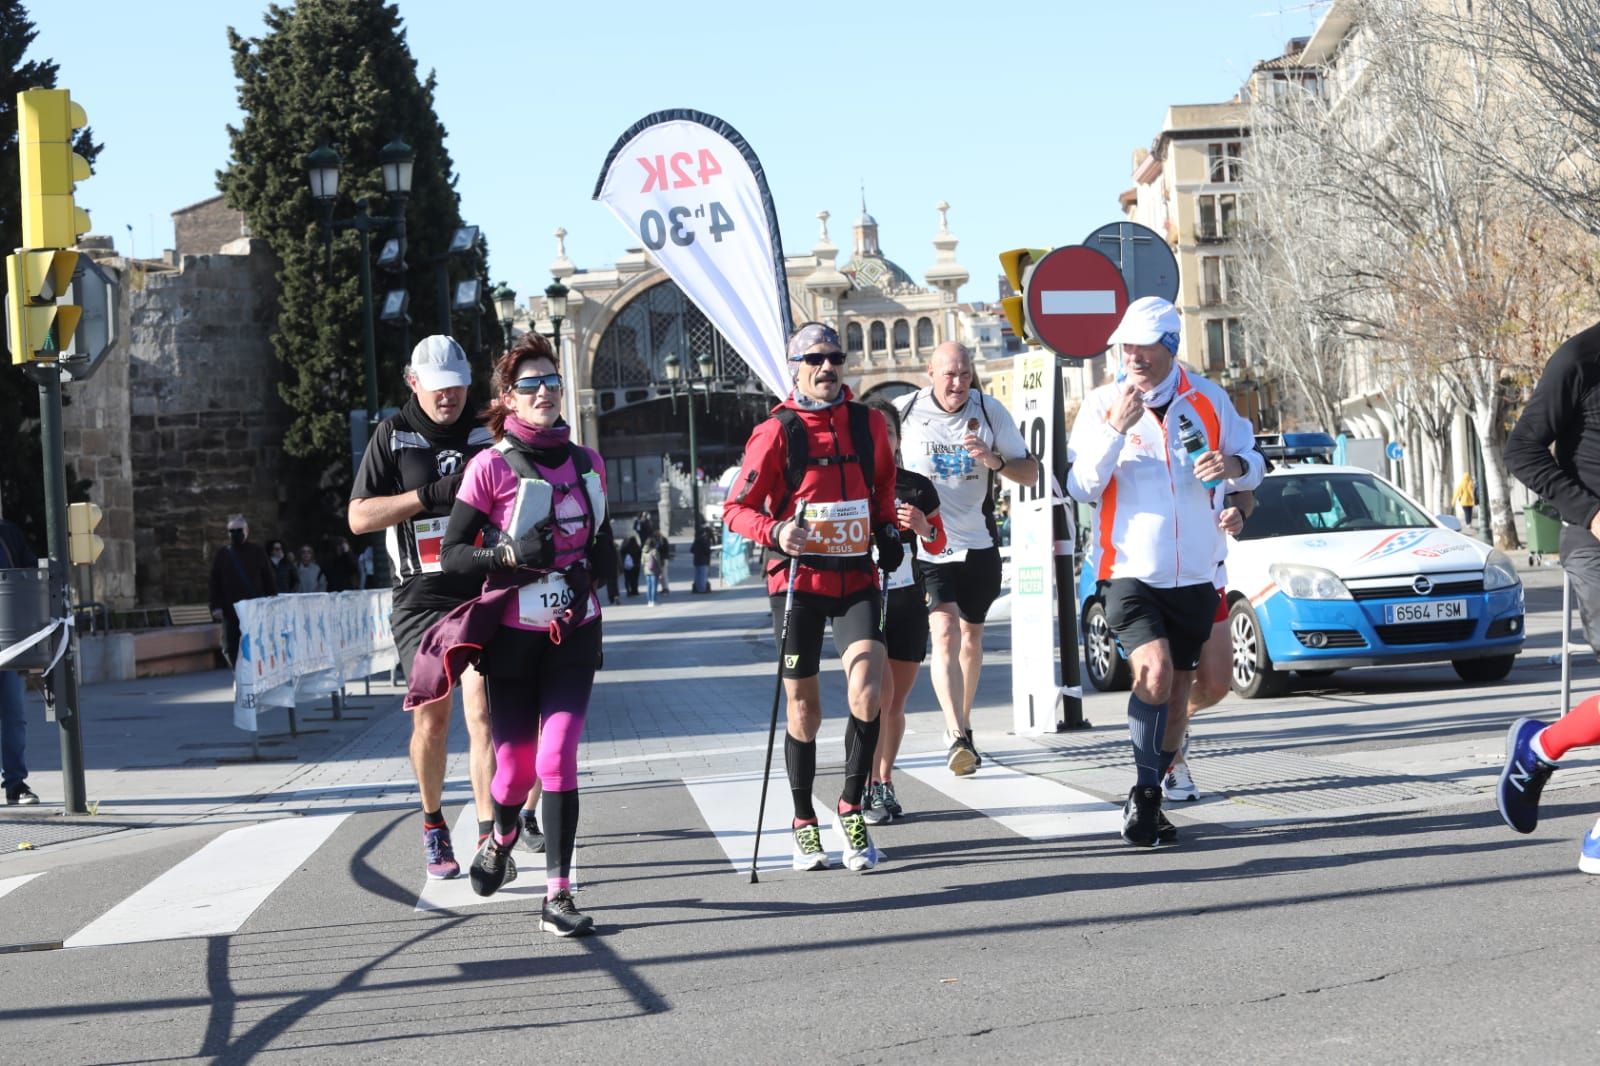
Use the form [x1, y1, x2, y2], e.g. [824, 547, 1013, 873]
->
[350, 410, 493, 612]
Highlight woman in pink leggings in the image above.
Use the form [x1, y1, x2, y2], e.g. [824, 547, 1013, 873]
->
[433, 334, 611, 936]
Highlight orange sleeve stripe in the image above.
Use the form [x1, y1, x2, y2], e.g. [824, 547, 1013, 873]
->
[1190, 392, 1221, 452]
[1096, 477, 1118, 581]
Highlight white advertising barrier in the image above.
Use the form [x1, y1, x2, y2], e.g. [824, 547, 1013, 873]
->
[232, 590, 396, 732]
[1009, 351, 1061, 736]
[594, 110, 792, 399]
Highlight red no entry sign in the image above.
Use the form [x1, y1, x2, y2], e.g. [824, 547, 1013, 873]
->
[1024, 246, 1129, 359]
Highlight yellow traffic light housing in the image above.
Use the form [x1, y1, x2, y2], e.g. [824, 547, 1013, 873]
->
[67, 501, 104, 565]
[18, 89, 92, 249]
[6, 249, 83, 364]
[999, 247, 1050, 295]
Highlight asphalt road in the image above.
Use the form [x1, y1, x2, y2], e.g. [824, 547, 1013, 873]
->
[0, 567, 1594, 1064]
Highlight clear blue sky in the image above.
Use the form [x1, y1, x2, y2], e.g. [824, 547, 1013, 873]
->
[32, 0, 1326, 308]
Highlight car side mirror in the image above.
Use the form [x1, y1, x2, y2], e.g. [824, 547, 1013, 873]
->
[1436, 514, 1462, 532]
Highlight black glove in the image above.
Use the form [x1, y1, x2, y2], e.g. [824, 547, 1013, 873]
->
[417, 470, 465, 514]
[874, 523, 904, 576]
[494, 522, 556, 570]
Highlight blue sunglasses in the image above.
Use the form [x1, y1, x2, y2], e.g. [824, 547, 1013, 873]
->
[512, 373, 563, 393]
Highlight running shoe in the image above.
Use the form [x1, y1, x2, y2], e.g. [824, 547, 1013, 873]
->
[965, 730, 983, 769]
[5, 785, 39, 806]
[862, 782, 892, 826]
[1580, 819, 1600, 875]
[882, 781, 904, 819]
[946, 736, 977, 777]
[1121, 786, 1163, 848]
[540, 890, 594, 937]
[792, 823, 829, 871]
[423, 824, 460, 880]
[1163, 761, 1200, 802]
[468, 838, 518, 897]
[1156, 808, 1179, 844]
[837, 809, 883, 872]
[520, 810, 546, 854]
[1497, 717, 1556, 834]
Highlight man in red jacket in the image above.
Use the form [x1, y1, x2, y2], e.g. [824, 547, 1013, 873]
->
[724, 322, 902, 873]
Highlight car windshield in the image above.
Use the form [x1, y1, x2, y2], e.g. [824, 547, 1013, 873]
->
[1237, 471, 1435, 541]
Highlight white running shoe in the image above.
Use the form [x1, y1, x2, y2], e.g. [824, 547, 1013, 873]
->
[1163, 760, 1200, 802]
[838, 810, 884, 872]
[1580, 818, 1600, 875]
[792, 823, 830, 871]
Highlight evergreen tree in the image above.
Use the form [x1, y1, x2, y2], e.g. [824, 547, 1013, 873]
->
[0, 0, 102, 545]
[219, 0, 500, 540]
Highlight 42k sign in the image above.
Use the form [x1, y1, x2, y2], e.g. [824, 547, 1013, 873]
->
[595, 110, 793, 398]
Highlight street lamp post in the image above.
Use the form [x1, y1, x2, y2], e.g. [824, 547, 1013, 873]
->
[544, 279, 571, 428]
[493, 284, 517, 352]
[305, 138, 415, 428]
[664, 351, 715, 533]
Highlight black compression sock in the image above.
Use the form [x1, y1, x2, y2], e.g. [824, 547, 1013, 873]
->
[540, 789, 580, 881]
[785, 732, 817, 821]
[422, 808, 446, 829]
[841, 715, 881, 808]
[491, 802, 521, 846]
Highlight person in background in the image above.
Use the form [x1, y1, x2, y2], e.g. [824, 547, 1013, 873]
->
[691, 525, 712, 593]
[294, 544, 327, 594]
[0, 508, 40, 805]
[266, 539, 297, 593]
[1453, 471, 1476, 527]
[324, 536, 360, 592]
[209, 514, 278, 665]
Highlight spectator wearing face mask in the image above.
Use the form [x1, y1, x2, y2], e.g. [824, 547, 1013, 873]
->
[208, 514, 278, 665]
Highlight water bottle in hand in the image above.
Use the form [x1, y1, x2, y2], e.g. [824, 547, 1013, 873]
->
[1178, 414, 1221, 488]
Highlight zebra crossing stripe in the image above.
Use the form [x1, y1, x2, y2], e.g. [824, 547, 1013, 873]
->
[413, 805, 579, 913]
[64, 814, 351, 948]
[684, 770, 845, 875]
[896, 750, 1125, 839]
[0, 873, 40, 903]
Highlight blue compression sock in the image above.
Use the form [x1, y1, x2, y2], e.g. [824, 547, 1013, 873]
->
[1127, 694, 1169, 788]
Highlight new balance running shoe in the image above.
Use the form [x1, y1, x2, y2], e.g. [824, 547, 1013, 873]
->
[469, 838, 518, 897]
[1121, 786, 1163, 848]
[838, 809, 883, 872]
[862, 782, 892, 826]
[1497, 717, 1556, 834]
[882, 780, 903, 819]
[423, 824, 460, 880]
[1580, 819, 1600, 875]
[792, 823, 829, 871]
[1163, 761, 1200, 802]
[540, 890, 594, 937]
[520, 810, 546, 854]
[947, 736, 977, 777]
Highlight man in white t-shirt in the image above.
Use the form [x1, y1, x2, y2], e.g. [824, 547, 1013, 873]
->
[896, 342, 1037, 775]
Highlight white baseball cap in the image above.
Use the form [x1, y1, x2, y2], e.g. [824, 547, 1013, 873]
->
[1107, 296, 1182, 346]
[409, 335, 471, 390]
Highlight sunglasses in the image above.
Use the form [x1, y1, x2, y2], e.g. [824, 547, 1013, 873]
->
[512, 373, 563, 393]
[795, 351, 847, 367]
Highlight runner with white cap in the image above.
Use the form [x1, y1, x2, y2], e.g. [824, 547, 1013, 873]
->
[1067, 297, 1262, 847]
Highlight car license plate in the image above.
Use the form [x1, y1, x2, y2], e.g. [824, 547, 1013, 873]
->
[1384, 599, 1467, 624]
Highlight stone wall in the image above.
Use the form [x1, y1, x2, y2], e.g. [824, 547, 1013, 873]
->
[127, 238, 286, 607]
[173, 196, 248, 258]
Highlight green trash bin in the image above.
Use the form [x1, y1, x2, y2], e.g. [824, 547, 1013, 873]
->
[1525, 500, 1562, 555]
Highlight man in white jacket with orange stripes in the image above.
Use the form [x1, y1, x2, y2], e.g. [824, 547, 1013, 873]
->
[1067, 297, 1262, 848]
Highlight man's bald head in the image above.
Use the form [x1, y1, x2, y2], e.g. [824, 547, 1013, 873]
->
[928, 341, 975, 412]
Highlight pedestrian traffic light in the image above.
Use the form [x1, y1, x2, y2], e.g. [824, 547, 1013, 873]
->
[5, 249, 82, 364]
[67, 502, 104, 565]
[17, 88, 92, 250]
[998, 247, 1050, 347]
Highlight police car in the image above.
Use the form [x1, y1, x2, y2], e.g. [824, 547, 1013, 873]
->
[1080, 434, 1525, 698]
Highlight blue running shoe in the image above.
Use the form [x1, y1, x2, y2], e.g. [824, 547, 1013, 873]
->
[1497, 718, 1556, 834]
[423, 824, 460, 880]
[1580, 819, 1600, 875]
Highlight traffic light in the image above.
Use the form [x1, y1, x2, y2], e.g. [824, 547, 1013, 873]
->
[6, 249, 82, 364]
[998, 247, 1050, 346]
[18, 88, 92, 250]
[67, 502, 104, 565]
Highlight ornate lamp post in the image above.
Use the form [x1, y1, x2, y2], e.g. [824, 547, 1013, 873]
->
[492, 284, 517, 349]
[544, 279, 572, 427]
[664, 351, 715, 531]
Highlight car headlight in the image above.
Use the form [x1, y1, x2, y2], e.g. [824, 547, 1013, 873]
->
[1483, 549, 1520, 591]
[1269, 563, 1352, 600]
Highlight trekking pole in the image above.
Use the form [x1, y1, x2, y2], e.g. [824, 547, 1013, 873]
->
[750, 500, 807, 884]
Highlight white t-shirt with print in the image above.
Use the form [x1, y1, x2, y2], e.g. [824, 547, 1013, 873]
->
[895, 387, 1028, 562]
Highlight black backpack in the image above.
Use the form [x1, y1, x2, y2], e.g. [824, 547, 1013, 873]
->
[770, 402, 878, 521]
